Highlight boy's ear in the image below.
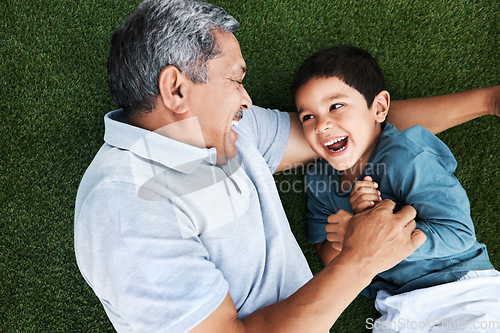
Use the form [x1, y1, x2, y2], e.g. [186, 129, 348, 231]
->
[158, 65, 189, 114]
[373, 90, 390, 123]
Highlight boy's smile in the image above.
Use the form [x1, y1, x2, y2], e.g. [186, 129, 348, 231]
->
[296, 76, 388, 178]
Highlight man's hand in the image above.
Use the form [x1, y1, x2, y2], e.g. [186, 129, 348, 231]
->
[326, 210, 353, 251]
[341, 199, 427, 276]
[350, 176, 382, 214]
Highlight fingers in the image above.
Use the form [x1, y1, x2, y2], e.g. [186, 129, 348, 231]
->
[327, 209, 353, 223]
[374, 198, 396, 211]
[395, 204, 417, 223]
[351, 195, 380, 213]
[326, 210, 353, 252]
[350, 177, 382, 214]
[325, 231, 342, 243]
[410, 228, 427, 249]
[350, 177, 379, 196]
[325, 228, 343, 252]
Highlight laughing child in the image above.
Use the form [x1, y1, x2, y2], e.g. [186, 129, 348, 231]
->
[291, 45, 500, 331]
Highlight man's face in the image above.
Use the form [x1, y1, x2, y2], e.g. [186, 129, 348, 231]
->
[185, 31, 252, 165]
[295, 77, 384, 172]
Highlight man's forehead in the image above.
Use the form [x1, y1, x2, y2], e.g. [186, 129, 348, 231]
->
[213, 31, 246, 74]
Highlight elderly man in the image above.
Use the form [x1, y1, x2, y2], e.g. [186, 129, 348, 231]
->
[74, 0, 498, 332]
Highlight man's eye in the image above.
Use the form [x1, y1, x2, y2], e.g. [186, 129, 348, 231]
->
[302, 114, 314, 121]
[330, 104, 343, 111]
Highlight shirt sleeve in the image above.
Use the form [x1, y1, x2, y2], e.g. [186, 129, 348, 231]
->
[75, 181, 229, 333]
[305, 167, 336, 244]
[238, 105, 291, 173]
[392, 151, 477, 261]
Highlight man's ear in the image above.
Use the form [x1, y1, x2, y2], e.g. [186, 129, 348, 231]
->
[158, 65, 188, 114]
[373, 90, 390, 123]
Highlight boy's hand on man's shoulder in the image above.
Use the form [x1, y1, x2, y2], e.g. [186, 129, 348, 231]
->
[350, 176, 382, 214]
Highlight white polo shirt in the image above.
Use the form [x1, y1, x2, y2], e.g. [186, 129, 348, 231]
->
[74, 106, 313, 332]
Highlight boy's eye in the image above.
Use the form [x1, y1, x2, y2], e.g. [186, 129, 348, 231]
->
[330, 103, 343, 111]
[302, 114, 314, 121]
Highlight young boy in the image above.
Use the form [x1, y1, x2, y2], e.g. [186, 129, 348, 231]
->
[291, 45, 500, 331]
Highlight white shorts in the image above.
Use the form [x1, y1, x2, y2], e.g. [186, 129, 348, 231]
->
[372, 270, 500, 332]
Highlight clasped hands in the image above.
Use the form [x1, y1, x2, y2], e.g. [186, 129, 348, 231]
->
[326, 176, 382, 251]
[326, 176, 426, 273]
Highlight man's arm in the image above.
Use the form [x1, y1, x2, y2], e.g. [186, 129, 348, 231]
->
[277, 86, 499, 172]
[275, 112, 318, 173]
[191, 200, 426, 333]
[388, 85, 499, 134]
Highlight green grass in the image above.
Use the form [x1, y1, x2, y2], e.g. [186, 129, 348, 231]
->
[1, 0, 498, 331]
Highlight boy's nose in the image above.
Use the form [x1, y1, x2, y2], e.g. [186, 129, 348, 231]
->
[315, 116, 332, 134]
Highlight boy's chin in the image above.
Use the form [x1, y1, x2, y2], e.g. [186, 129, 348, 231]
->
[326, 159, 355, 172]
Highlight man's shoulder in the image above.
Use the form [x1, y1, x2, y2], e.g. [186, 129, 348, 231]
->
[74, 144, 133, 214]
[236, 105, 291, 172]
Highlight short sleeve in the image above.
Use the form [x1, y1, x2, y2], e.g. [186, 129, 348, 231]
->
[75, 181, 229, 333]
[305, 164, 336, 244]
[236, 105, 291, 173]
[306, 188, 332, 244]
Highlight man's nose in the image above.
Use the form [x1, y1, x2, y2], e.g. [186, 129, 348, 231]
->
[240, 86, 253, 110]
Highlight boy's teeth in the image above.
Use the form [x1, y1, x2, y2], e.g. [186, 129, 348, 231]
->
[323, 136, 347, 146]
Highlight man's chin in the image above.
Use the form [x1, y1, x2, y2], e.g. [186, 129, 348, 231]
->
[216, 149, 237, 165]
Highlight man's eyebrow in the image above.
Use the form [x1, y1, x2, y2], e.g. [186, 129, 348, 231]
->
[228, 65, 247, 78]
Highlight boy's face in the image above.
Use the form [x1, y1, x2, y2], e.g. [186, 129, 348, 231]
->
[295, 77, 388, 171]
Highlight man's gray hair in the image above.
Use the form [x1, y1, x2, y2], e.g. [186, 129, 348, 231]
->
[107, 0, 240, 115]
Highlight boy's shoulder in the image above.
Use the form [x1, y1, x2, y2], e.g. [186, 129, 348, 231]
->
[380, 124, 452, 156]
[373, 124, 457, 173]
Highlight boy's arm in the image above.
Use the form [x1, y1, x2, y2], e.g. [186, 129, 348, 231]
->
[314, 241, 341, 266]
[277, 86, 499, 172]
[391, 151, 477, 260]
[317, 209, 354, 265]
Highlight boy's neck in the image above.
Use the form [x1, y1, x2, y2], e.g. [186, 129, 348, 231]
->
[339, 124, 383, 191]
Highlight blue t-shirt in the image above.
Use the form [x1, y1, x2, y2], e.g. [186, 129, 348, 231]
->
[75, 106, 313, 332]
[306, 123, 493, 297]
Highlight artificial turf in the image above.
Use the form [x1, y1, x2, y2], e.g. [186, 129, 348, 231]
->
[1, 0, 498, 331]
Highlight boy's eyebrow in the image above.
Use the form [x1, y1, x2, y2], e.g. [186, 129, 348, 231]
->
[297, 93, 350, 114]
[322, 93, 349, 103]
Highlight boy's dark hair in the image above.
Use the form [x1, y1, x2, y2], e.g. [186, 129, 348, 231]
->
[291, 45, 386, 108]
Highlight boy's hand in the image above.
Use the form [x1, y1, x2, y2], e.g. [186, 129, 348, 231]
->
[350, 176, 382, 214]
[326, 210, 353, 251]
